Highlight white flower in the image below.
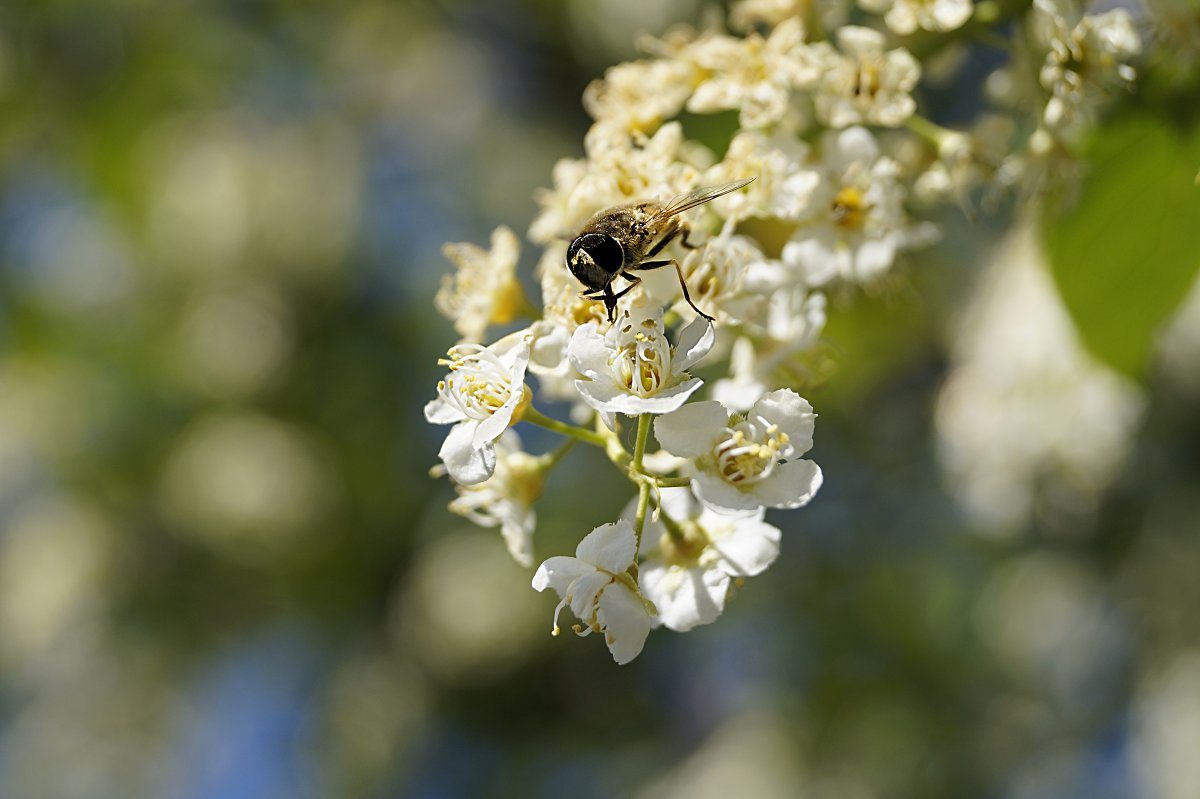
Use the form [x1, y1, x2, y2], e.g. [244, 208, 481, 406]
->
[529, 122, 703, 246]
[532, 519, 654, 665]
[911, 116, 1014, 208]
[435, 226, 526, 343]
[655, 389, 823, 513]
[860, 0, 973, 35]
[730, 0, 810, 31]
[1033, 0, 1141, 133]
[528, 158, 593, 246]
[812, 26, 921, 129]
[583, 58, 698, 135]
[569, 302, 713, 421]
[683, 18, 820, 129]
[636, 488, 781, 632]
[445, 431, 542, 567]
[703, 131, 820, 222]
[783, 126, 931, 285]
[730, 0, 855, 36]
[679, 231, 771, 325]
[424, 330, 532, 485]
[711, 286, 826, 411]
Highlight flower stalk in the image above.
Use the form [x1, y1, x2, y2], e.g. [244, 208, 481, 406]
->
[522, 405, 609, 448]
[631, 413, 653, 550]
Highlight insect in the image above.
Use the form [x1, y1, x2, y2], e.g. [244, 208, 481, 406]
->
[565, 177, 755, 324]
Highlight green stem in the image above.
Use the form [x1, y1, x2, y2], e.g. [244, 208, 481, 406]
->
[654, 476, 691, 488]
[631, 414, 653, 553]
[522, 406, 608, 448]
[632, 413, 652, 472]
[905, 113, 956, 147]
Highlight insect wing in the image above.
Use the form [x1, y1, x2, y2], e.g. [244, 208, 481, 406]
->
[649, 177, 756, 222]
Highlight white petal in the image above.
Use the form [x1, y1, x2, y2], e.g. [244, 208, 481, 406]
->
[654, 401, 728, 458]
[712, 376, 767, 412]
[783, 233, 839, 286]
[833, 126, 880, 168]
[424, 395, 466, 425]
[854, 237, 897, 281]
[532, 555, 594, 596]
[641, 562, 728, 633]
[655, 486, 703, 521]
[692, 471, 765, 513]
[754, 459, 823, 509]
[529, 322, 569, 374]
[500, 509, 535, 568]
[567, 323, 610, 380]
[576, 377, 704, 416]
[568, 571, 612, 622]
[576, 519, 637, 573]
[708, 516, 781, 577]
[472, 384, 524, 447]
[933, 0, 972, 29]
[674, 316, 715, 373]
[573, 378, 624, 411]
[440, 422, 496, 485]
[837, 25, 886, 56]
[885, 4, 920, 34]
[596, 583, 652, 664]
[752, 389, 816, 454]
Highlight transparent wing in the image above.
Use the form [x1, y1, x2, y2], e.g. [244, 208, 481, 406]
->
[649, 177, 756, 222]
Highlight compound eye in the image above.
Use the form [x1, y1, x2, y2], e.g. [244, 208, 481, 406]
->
[577, 233, 624, 273]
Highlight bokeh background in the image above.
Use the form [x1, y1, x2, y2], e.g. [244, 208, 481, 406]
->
[1, 1, 1199, 797]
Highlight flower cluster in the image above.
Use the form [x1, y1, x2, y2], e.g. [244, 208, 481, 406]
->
[426, 0, 1143, 663]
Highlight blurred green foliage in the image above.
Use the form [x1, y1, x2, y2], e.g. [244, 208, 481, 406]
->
[1043, 110, 1200, 379]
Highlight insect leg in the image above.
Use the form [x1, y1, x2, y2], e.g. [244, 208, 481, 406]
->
[609, 274, 641, 301]
[643, 220, 681, 259]
[679, 222, 700, 249]
[627, 260, 715, 323]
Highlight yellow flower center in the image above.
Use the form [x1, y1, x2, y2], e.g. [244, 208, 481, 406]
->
[438, 345, 518, 420]
[610, 318, 671, 396]
[714, 420, 792, 485]
[832, 185, 869, 230]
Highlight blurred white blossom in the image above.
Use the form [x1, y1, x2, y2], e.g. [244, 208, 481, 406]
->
[1032, 0, 1141, 134]
[783, 127, 929, 285]
[436, 226, 526, 343]
[860, 0, 973, 35]
[445, 431, 543, 567]
[934, 224, 1144, 533]
[683, 18, 819, 129]
[812, 26, 921, 129]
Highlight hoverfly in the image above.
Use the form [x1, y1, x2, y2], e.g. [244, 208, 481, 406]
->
[565, 177, 755, 323]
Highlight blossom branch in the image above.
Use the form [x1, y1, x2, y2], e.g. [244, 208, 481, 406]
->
[631, 413, 653, 552]
[522, 405, 609, 448]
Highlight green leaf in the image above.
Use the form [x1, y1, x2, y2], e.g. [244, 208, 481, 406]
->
[1041, 113, 1200, 380]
